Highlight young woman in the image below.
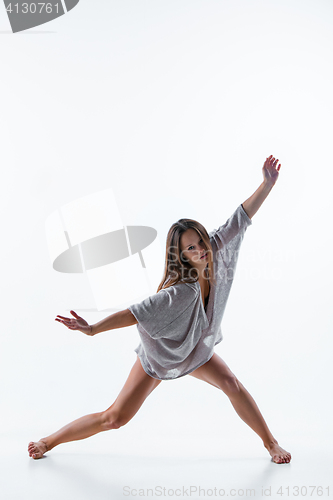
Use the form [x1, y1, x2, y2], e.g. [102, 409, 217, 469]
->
[28, 155, 291, 464]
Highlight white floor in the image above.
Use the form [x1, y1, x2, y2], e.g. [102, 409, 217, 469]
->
[3, 382, 332, 500]
[3, 324, 333, 500]
[2, 310, 332, 500]
[3, 433, 332, 500]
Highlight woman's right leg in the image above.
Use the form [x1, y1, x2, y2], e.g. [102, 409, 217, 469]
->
[28, 356, 162, 459]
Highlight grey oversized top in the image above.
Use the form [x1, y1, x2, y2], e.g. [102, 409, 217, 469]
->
[128, 203, 252, 380]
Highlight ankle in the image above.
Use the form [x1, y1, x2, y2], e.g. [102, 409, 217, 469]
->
[264, 438, 278, 449]
[39, 439, 50, 452]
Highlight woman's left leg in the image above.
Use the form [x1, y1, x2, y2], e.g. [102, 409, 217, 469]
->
[188, 352, 291, 464]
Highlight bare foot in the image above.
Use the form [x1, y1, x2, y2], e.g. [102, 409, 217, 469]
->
[28, 440, 48, 459]
[265, 440, 291, 464]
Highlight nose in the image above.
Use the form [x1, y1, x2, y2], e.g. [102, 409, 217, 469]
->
[199, 244, 207, 255]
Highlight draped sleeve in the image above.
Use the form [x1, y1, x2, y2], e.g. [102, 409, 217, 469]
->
[209, 204, 252, 268]
[128, 281, 200, 340]
[208, 203, 252, 251]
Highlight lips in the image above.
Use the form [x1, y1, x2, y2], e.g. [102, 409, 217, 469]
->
[200, 252, 208, 259]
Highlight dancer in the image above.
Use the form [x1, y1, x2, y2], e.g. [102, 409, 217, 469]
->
[28, 155, 291, 464]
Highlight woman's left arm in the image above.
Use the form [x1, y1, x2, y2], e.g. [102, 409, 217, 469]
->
[242, 155, 281, 219]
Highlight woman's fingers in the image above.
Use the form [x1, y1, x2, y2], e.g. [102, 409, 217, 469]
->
[55, 312, 82, 322]
[70, 310, 81, 319]
[264, 156, 273, 168]
[55, 318, 78, 329]
[265, 155, 280, 170]
[55, 318, 69, 323]
[55, 317, 73, 325]
[55, 312, 89, 332]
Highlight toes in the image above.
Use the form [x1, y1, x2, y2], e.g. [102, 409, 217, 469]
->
[272, 447, 291, 464]
[29, 441, 46, 459]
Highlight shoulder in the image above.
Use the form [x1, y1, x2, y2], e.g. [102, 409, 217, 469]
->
[160, 280, 198, 301]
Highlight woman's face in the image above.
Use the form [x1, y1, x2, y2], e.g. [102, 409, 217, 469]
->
[179, 229, 210, 274]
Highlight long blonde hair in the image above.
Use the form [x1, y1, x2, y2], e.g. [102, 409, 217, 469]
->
[156, 218, 216, 292]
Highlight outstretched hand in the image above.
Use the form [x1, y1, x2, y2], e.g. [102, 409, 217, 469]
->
[55, 310, 93, 336]
[263, 155, 281, 187]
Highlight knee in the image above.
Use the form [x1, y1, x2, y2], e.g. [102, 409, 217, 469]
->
[101, 410, 126, 431]
[219, 376, 241, 395]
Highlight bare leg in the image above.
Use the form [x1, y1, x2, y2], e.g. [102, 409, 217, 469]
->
[189, 352, 292, 464]
[28, 356, 161, 459]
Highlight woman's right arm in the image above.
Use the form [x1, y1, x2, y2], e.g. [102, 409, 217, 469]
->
[55, 309, 138, 336]
[91, 309, 138, 335]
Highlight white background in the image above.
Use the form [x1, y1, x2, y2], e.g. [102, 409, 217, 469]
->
[0, 1, 332, 499]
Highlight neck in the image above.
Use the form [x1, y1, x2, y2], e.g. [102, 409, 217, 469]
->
[198, 266, 209, 281]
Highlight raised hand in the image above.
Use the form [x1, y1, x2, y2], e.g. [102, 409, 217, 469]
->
[55, 310, 93, 336]
[263, 155, 281, 187]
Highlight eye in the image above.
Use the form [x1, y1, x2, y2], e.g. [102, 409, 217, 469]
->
[188, 239, 203, 251]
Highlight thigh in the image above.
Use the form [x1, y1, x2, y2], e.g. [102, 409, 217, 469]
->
[104, 355, 162, 424]
[188, 352, 238, 391]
